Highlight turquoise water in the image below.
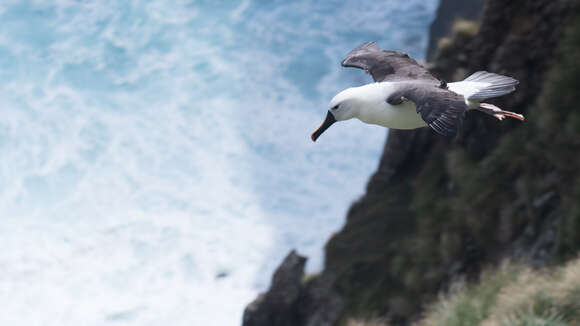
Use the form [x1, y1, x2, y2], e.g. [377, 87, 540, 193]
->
[0, 1, 437, 325]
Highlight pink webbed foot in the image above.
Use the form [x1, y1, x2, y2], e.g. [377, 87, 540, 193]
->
[479, 103, 525, 121]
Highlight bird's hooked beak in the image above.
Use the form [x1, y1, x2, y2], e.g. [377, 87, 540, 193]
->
[311, 111, 336, 142]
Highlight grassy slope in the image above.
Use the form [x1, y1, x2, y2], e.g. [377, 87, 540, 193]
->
[417, 258, 580, 326]
[348, 257, 580, 326]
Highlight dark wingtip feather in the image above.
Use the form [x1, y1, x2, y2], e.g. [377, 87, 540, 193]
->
[429, 119, 460, 138]
[341, 42, 380, 67]
[351, 42, 380, 53]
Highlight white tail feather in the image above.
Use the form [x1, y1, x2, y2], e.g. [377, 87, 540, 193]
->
[448, 71, 519, 102]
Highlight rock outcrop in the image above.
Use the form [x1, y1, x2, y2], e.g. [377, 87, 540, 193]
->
[426, 0, 485, 60]
[243, 0, 580, 325]
[243, 251, 306, 326]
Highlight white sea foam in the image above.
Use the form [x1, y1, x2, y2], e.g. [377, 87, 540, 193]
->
[0, 1, 437, 325]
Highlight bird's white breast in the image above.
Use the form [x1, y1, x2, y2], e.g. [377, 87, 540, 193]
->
[354, 82, 428, 130]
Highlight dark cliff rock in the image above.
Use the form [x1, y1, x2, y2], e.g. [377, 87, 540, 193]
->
[243, 251, 307, 326]
[426, 0, 485, 60]
[243, 0, 580, 325]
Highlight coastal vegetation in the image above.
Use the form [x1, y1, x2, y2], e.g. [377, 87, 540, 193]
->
[348, 256, 580, 326]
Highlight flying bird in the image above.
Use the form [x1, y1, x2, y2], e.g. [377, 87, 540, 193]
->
[311, 42, 524, 141]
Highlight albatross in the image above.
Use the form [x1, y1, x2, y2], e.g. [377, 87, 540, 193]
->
[311, 42, 524, 141]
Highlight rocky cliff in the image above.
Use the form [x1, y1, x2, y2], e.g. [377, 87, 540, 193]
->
[426, 0, 484, 60]
[243, 0, 580, 325]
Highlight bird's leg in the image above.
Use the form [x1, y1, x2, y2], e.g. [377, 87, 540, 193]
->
[478, 103, 525, 121]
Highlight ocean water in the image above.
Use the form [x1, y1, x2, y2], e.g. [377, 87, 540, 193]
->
[0, 1, 437, 325]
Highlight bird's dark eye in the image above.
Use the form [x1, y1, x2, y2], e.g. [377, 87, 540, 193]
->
[331, 105, 339, 110]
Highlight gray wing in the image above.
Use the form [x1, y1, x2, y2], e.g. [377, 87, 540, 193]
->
[342, 42, 440, 84]
[387, 83, 467, 138]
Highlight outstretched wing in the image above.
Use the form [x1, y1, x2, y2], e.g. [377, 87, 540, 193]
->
[342, 42, 440, 84]
[387, 83, 467, 138]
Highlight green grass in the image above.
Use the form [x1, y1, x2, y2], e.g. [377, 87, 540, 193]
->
[347, 258, 580, 326]
[418, 263, 520, 326]
[415, 259, 580, 326]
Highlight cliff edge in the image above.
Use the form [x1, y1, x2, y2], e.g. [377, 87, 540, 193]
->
[243, 0, 580, 325]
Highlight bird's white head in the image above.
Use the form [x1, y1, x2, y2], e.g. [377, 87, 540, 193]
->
[311, 88, 360, 142]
